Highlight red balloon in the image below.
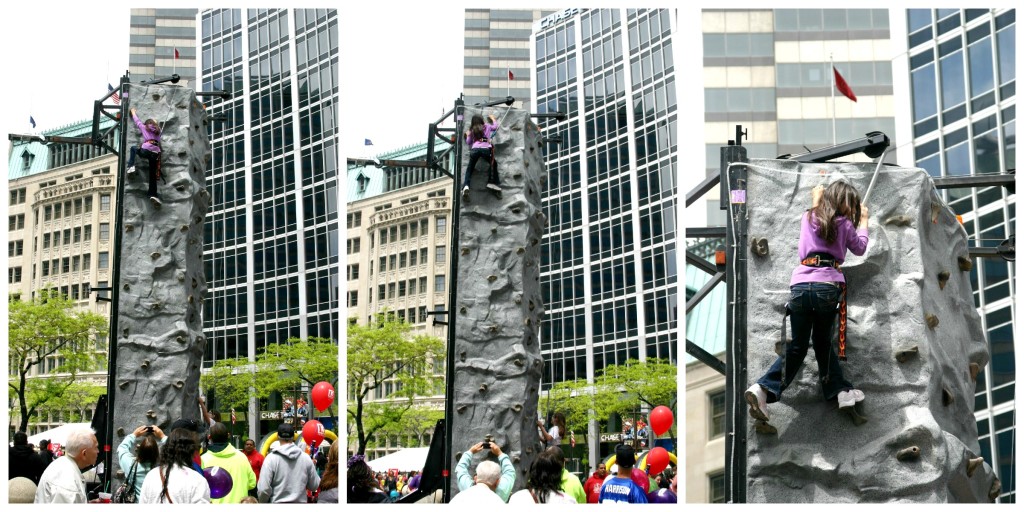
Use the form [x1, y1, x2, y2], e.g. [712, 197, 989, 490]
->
[646, 447, 670, 475]
[630, 468, 650, 493]
[649, 406, 674, 436]
[301, 419, 325, 448]
[311, 381, 335, 411]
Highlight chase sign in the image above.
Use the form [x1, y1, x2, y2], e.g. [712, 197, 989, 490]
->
[540, 8, 580, 29]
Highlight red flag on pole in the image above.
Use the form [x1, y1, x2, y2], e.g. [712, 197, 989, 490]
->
[174, 48, 180, 59]
[508, 67, 514, 80]
[833, 66, 857, 102]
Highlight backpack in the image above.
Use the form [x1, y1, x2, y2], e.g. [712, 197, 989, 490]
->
[112, 461, 139, 503]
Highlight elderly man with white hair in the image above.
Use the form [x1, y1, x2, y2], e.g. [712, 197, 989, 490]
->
[450, 441, 515, 504]
[34, 427, 100, 503]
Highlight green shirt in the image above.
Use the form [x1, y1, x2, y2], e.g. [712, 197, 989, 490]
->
[561, 468, 586, 503]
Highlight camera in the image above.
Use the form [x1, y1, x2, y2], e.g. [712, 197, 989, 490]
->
[146, 426, 154, 433]
[482, 434, 494, 450]
[482, 441, 490, 449]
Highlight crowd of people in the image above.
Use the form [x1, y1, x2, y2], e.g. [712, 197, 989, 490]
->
[9, 418, 339, 504]
[346, 441, 677, 505]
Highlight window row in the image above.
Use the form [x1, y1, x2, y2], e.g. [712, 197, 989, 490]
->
[376, 276, 430, 301]
[42, 225, 99, 249]
[43, 196, 97, 222]
[41, 253, 99, 277]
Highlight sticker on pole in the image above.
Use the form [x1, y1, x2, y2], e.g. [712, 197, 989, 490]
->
[731, 190, 746, 204]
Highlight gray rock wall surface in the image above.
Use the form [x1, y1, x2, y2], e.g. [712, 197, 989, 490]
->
[111, 84, 209, 479]
[743, 160, 997, 502]
[449, 107, 546, 496]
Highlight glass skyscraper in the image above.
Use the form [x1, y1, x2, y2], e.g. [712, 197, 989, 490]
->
[893, 8, 1015, 503]
[533, 8, 679, 464]
[198, 9, 340, 374]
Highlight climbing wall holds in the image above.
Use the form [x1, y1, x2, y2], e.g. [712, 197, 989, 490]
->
[958, 256, 972, 271]
[125, 223, 134, 232]
[967, 457, 984, 477]
[896, 446, 921, 461]
[942, 387, 954, 406]
[937, 271, 950, 290]
[968, 362, 981, 381]
[750, 237, 769, 257]
[925, 314, 939, 329]
[151, 252, 161, 259]
[895, 346, 919, 363]
[884, 215, 914, 227]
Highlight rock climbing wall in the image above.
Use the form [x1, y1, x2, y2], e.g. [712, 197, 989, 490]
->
[743, 159, 998, 502]
[449, 107, 546, 496]
[111, 84, 210, 480]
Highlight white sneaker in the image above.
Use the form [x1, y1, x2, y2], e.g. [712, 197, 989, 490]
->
[127, 166, 136, 176]
[838, 389, 865, 408]
[745, 384, 769, 421]
[486, 183, 501, 191]
[462, 185, 469, 196]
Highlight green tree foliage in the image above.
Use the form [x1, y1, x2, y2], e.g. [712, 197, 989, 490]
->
[549, 358, 678, 438]
[374, 405, 445, 447]
[8, 291, 108, 432]
[347, 312, 445, 455]
[201, 337, 339, 414]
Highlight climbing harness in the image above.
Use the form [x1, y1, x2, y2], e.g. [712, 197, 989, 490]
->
[800, 252, 849, 360]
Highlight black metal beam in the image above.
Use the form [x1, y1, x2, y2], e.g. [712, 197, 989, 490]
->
[531, 112, 566, 120]
[687, 227, 726, 238]
[785, 131, 890, 162]
[195, 90, 232, 98]
[932, 174, 1015, 189]
[686, 340, 726, 376]
[687, 172, 721, 208]
[686, 251, 717, 276]
[686, 271, 724, 315]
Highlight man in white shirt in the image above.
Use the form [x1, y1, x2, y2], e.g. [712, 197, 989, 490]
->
[450, 441, 515, 504]
[35, 427, 100, 503]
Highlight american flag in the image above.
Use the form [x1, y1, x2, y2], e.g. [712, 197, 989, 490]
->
[569, 429, 576, 448]
[108, 83, 120, 105]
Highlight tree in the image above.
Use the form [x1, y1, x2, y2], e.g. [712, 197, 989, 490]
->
[8, 291, 108, 432]
[549, 358, 678, 440]
[200, 337, 339, 415]
[374, 405, 445, 448]
[347, 312, 445, 455]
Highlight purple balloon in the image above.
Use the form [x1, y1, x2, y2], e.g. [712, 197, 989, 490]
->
[203, 466, 234, 500]
[647, 488, 677, 504]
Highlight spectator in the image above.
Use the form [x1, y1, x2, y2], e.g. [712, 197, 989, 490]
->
[599, 445, 647, 503]
[257, 423, 320, 503]
[9, 477, 38, 503]
[508, 449, 577, 504]
[169, 418, 205, 474]
[452, 441, 515, 504]
[315, 442, 340, 503]
[242, 438, 265, 483]
[37, 439, 55, 473]
[544, 446, 585, 503]
[34, 427, 101, 503]
[583, 462, 609, 503]
[9, 431, 46, 484]
[201, 422, 257, 503]
[139, 428, 210, 503]
[116, 425, 166, 499]
[347, 454, 391, 503]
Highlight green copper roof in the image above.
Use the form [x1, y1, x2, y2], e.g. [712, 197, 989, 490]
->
[345, 142, 434, 203]
[8, 117, 118, 181]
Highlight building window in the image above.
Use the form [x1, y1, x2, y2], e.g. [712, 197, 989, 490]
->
[85, 225, 92, 241]
[434, 275, 445, 293]
[9, 214, 25, 231]
[347, 237, 361, 254]
[100, 223, 110, 242]
[436, 245, 446, 264]
[436, 216, 447, 235]
[99, 252, 109, 269]
[380, 228, 389, 245]
[348, 290, 358, 307]
[378, 285, 386, 301]
[347, 211, 362, 228]
[709, 389, 726, 439]
[9, 240, 24, 257]
[100, 194, 111, 212]
[709, 472, 726, 503]
[347, 264, 359, 280]
[74, 198, 83, 215]
[409, 249, 418, 266]
[73, 227, 82, 244]
[8, 266, 22, 283]
[10, 188, 26, 205]
[84, 196, 93, 213]
[83, 254, 91, 270]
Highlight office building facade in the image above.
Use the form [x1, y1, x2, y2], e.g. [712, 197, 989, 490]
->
[892, 8, 1015, 503]
[7, 119, 120, 435]
[129, 9, 199, 85]
[345, 143, 453, 458]
[464, 9, 555, 109]
[198, 9, 340, 436]
[532, 8, 679, 465]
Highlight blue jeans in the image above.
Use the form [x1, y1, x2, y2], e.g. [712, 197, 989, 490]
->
[756, 282, 853, 403]
[462, 147, 498, 189]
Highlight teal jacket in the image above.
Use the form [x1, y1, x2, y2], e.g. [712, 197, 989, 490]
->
[455, 451, 515, 502]
[116, 434, 166, 498]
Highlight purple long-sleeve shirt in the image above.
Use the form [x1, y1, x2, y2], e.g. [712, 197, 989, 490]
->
[465, 121, 498, 149]
[790, 212, 869, 285]
[132, 112, 162, 153]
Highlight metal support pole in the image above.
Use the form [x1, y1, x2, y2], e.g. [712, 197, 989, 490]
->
[722, 144, 748, 504]
[442, 95, 466, 504]
[102, 72, 130, 489]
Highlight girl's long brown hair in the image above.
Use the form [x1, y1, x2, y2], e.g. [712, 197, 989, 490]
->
[319, 442, 340, 492]
[470, 115, 485, 143]
[811, 180, 861, 243]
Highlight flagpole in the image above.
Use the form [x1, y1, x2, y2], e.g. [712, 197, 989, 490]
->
[507, 65, 510, 99]
[830, 53, 836, 146]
